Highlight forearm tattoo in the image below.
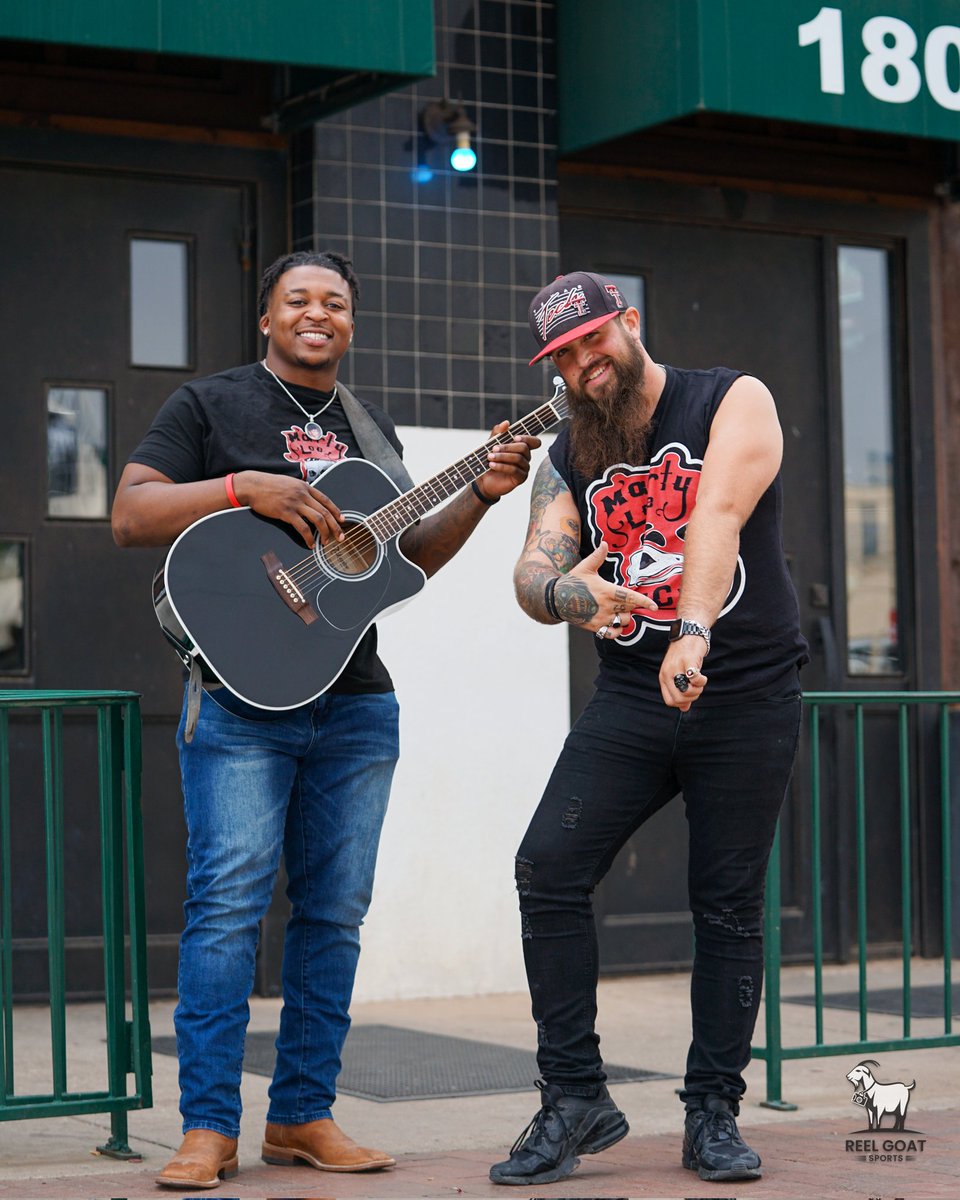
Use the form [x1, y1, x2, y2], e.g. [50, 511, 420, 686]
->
[524, 459, 565, 540]
[514, 560, 557, 620]
[515, 459, 589, 623]
[535, 529, 580, 572]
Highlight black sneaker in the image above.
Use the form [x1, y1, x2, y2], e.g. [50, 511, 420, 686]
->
[489, 1080, 629, 1186]
[682, 1095, 762, 1181]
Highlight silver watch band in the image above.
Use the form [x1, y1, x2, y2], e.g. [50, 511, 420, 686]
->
[669, 618, 712, 652]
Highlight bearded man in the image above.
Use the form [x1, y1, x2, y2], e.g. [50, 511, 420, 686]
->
[490, 272, 808, 1187]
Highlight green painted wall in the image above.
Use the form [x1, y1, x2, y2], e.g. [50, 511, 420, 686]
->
[1, 0, 436, 75]
[559, 0, 960, 154]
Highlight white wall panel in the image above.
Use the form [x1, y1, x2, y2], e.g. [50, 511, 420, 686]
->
[353, 426, 569, 1000]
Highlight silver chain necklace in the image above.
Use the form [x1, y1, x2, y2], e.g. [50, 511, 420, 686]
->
[261, 359, 338, 424]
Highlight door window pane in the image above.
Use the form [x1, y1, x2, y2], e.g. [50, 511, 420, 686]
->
[838, 246, 901, 675]
[0, 542, 26, 674]
[130, 237, 191, 367]
[47, 387, 108, 519]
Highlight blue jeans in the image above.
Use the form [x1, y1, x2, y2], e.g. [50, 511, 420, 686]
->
[173, 685, 400, 1137]
[516, 679, 801, 1107]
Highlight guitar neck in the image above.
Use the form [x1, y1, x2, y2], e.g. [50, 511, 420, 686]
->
[365, 387, 568, 542]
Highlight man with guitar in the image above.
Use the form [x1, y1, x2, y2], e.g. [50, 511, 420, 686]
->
[490, 272, 808, 1187]
[112, 251, 541, 1190]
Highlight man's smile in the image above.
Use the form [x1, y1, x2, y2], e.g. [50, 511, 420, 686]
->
[583, 360, 611, 387]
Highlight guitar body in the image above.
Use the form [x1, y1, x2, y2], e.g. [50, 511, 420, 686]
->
[155, 381, 568, 711]
[160, 458, 426, 709]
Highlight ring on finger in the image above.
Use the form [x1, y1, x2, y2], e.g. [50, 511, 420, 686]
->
[611, 613, 622, 628]
[596, 625, 610, 640]
[673, 672, 690, 693]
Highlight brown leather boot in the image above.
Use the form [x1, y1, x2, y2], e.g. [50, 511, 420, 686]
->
[156, 1129, 239, 1189]
[261, 1118, 396, 1172]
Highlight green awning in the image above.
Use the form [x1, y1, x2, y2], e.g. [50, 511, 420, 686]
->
[1, 0, 435, 77]
[559, 0, 960, 155]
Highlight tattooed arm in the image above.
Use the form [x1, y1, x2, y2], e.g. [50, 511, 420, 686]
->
[513, 458, 583, 623]
[513, 458, 657, 633]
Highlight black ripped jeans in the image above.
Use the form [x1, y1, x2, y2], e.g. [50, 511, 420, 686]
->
[515, 678, 801, 1107]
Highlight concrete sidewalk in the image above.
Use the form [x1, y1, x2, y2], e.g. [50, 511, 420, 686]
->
[0, 960, 956, 1199]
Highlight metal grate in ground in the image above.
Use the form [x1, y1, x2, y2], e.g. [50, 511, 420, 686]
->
[785, 983, 959, 1018]
[153, 1023, 675, 1102]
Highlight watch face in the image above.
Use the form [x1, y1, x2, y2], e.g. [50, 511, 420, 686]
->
[668, 618, 709, 646]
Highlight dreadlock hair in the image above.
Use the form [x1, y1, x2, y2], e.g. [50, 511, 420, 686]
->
[257, 250, 360, 317]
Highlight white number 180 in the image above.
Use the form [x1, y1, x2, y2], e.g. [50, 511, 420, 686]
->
[799, 5, 960, 112]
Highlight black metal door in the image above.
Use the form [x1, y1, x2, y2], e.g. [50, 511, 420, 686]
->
[560, 204, 924, 972]
[0, 158, 270, 996]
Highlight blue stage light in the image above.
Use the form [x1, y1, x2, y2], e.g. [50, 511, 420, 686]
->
[450, 143, 477, 172]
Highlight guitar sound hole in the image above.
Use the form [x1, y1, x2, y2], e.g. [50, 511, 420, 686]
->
[319, 519, 380, 578]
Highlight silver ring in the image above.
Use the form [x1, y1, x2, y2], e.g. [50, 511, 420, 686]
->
[611, 613, 622, 628]
[596, 625, 609, 640]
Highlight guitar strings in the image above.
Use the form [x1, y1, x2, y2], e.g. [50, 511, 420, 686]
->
[280, 440, 500, 589]
[281, 442, 493, 589]
[280, 404, 562, 589]
[275, 399, 567, 593]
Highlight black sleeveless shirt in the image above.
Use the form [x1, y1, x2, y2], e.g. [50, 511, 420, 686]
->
[549, 365, 808, 704]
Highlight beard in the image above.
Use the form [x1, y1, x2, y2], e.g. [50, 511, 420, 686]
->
[567, 335, 651, 480]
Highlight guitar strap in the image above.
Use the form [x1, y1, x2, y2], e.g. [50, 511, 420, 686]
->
[336, 382, 414, 493]
[184, 658, 204, 744]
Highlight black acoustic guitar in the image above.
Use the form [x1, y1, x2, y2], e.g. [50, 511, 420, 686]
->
[153, 380, 567, 709]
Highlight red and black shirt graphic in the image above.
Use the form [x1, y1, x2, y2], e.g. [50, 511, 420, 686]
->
[583, 442, 745, 645]
[281, 421, 349, 486]
[548, 364, 807, 701]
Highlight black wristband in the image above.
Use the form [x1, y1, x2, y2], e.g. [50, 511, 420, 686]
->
[544, 576, 561, 621]
[471, 479, 499, 506]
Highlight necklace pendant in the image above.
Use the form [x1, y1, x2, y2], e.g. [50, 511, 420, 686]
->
[261, 359, 337, 425]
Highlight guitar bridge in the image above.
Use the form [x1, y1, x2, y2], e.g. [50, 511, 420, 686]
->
[262, 552, 318, 626]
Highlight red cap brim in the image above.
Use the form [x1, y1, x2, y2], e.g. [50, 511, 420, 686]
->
[528, 310, 622, 366]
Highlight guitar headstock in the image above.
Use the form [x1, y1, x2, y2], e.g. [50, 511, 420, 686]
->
[550, 375, 568, 418]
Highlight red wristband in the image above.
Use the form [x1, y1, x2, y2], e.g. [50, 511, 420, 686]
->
[224, 472, 242, 508]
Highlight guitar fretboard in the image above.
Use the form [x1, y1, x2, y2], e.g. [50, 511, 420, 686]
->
[364, 389, 568, 543]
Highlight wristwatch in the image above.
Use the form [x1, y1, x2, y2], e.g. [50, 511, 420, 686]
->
[667, 618, 711, 652]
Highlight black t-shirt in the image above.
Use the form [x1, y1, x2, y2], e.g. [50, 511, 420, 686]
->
[130, 361, 404, 694]
[550, 364, 809, 704]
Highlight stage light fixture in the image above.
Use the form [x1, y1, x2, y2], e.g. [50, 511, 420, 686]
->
[420, 99, 477, 173]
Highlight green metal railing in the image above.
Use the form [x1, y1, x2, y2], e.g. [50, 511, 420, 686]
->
[0, 691, 152, 1157]
[755, 691, 958, 1108]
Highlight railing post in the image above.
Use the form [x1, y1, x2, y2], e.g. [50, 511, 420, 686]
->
[42, 708, 68, 1102]
[96, 704, 139, 1161]
[899, 703, 912, 1035]
[0, 708, 12, 1104]
[123, 699, 152, 1113]
[759, 822, 796, 1109]
[941, 704, 954, 1031]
